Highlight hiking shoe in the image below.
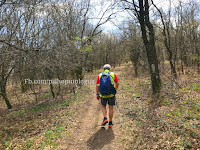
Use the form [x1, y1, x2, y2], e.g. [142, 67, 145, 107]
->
[109, 121, 114, 128]
[101, 117, 108, 126]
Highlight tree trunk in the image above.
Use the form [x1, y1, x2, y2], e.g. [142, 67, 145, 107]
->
[57, 82, 61, 96]
[134, 63, 138, 77]
[153, 0, 177, 79]
[0, 83, 12, 109]
[169, 60, 177, 78]
[132, 59, 139, 77]
[138, 0, 161, 94]
[0, 67, 14, 109]
[164, 37, 177, 78]
[145, 43, 161, 94]
[21, 79, 29, 92]
[198, 61, 200, 74]
[181, 55, 184, 73]
[1, 93, 12, 109]
[49, 83, 55, 99]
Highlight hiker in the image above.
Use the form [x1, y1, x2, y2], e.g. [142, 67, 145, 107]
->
[96, 64, 119, 127]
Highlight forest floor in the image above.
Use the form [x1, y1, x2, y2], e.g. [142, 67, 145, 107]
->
[0, 63, 199, 150]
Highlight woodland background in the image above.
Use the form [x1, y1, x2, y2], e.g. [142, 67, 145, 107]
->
[0, 0, 199, 149]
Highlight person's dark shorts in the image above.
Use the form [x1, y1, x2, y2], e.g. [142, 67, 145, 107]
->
[101, 96, 116, 106]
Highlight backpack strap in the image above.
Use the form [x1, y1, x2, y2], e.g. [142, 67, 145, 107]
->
[110, 72, 115, 83]
[99, 71, 115, 83]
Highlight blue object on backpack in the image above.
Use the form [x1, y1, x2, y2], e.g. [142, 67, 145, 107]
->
[99, 71, 116, 96]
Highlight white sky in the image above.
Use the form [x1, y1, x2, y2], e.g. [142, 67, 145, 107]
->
[91, 0, 197, 33]
[30, 0, 199, 33]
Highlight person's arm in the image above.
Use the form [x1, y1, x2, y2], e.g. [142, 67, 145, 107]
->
[96, 84, 100, 100]
[115, 81, 119, 90]
[96, 84, 99, 95]
[96, 76, 100, 100]
[114, 74, 119, 90]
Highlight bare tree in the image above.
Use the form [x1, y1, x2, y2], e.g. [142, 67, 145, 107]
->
[121, 0, 161, 94]
[152, 0, 177, 78]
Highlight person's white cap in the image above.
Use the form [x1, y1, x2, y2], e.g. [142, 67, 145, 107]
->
[103, 64, 111, 70]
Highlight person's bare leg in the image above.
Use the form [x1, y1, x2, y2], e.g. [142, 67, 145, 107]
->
[108, 105, 114, 121]
[101, 105, 107, 118]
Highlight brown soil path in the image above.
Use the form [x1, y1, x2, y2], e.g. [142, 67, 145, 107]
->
[59, 67, 124, 150]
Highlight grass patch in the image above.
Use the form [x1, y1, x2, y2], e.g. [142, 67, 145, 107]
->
[8, 109, 27, 117]
[38, 93, 52, 100]
[2, 81, 94, 149]
[8, 85, 93, 118]
[40, 124, 71, 149]
[30, 101, 62, 113]
[63, 100, 72, 106]
[119, 64, 200, 149]
[8, 101, 63, 117]
[44, 127, 63, 140]
[192, 83, 200, 91]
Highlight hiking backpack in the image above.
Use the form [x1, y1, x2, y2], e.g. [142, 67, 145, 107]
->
[99, 72, 116, 96]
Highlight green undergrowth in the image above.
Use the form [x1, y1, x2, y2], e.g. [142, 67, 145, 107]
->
[0, 83, 93, 149]
[192, 82, 200, 91]
[38, 92, 53, 100]
[118, 65, 200, 149]
[8, 85, 92, 118]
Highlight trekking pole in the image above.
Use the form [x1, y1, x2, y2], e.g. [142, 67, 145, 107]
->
[115, 98, 122, 127]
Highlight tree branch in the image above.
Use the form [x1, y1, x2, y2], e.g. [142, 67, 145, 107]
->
[0, 40, 28, 52]
[0, 0, 6, 7]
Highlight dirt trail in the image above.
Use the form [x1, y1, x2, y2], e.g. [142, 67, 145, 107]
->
[60, 67, 124, 150]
